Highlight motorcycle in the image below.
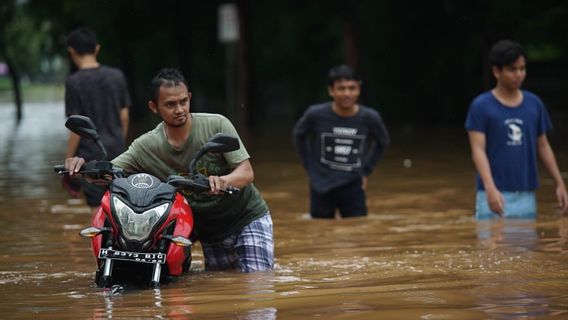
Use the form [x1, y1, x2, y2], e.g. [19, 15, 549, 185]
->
[55, 115, 240, 288]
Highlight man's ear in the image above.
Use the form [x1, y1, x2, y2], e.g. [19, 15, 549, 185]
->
[491, 66, 501, 81]
[94, 44, 101, 56]
[148, 100, 158, 114]
[327, 86, 334, 97]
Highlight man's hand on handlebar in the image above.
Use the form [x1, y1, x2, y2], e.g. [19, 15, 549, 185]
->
[64, 156, 112, 185]
[65, 157, 86, 176]
[207, 175, 240, 195]
[208, 175, 229, 195]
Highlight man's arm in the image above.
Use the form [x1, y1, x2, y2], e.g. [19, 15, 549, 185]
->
[209, 159, 254, 194]
[65, 156, 86, 176]
[292, 112, 312, 170]
[468, 130, 504, 215]
[363, 114, 390, 176]
[65, 80, 81, 159]
[120, 107, 129, 140]
[66, 132, 81, 159]
[537, 134, 568, 214]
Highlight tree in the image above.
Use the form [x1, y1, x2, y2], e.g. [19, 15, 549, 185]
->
[0, 1, 23, 122]
[1, 0, 61, 122]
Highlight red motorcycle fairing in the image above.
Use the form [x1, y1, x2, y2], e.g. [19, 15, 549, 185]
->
[165, 193, 194, 275]
[91, 191, 110, 264]
[90, 190, 194, 276]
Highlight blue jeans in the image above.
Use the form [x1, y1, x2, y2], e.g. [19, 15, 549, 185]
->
[475, 191, 537, 220]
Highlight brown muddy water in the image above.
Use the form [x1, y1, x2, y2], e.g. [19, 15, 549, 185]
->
[1, 102, 567, 319]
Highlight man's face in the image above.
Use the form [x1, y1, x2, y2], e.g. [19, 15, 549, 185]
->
[493, 55, 526, 91]
[328, 79, 361, 110]
[150, 83, 191, 127]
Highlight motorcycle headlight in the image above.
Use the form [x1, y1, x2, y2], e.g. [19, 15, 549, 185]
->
[112, 196, 169, 241]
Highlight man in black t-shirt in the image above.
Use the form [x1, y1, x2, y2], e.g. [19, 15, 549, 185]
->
[64, 27, 131, 214]
[293, 65, 390, 219]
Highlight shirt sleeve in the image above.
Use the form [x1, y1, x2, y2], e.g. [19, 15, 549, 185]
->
[535, 96, 553, 135]
[363, 110, 390, 176]
[292, 107, 314, 170]
[464, 99, 486, 132]
[219, 116, 250, 166]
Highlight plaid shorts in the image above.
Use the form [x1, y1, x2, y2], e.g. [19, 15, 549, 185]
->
[201, 212, 274, 272]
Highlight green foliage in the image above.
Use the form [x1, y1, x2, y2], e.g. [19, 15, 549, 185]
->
[1, 0, 61, 80]
[3, 0, 568, 128]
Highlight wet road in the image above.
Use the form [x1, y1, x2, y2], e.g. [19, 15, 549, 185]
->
[1, 101, 567, 319]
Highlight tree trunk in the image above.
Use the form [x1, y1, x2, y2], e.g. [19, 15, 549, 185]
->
[342, 16, 359, 72]
[5, 56, 23, 123]
[340, 4, 364, 102]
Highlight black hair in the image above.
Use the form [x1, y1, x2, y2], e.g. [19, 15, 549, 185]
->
[148, 68, 190, 102]
[328, 64, 361, 86]
[65, 27, 97, 55]
[489, 39, 527, 69]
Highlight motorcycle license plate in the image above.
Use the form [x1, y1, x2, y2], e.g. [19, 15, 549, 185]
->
[98, 249, 166, 264]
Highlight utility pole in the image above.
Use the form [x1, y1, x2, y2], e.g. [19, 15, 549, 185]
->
[218, 3, 240, 124]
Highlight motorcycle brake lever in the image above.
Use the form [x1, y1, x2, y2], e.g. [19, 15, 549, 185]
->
[223, 186, 240, 195]
[54, 165, 68, 174]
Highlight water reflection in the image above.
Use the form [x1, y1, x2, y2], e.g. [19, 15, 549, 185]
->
[475, 219, 550, 319]
[0, 101, 66, 200]
[476, 219, 539, 252]
[542, 216, 568, 254]
[95, 292, 115, 320]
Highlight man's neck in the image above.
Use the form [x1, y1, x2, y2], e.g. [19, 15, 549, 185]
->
[492, 85, 523, 107]
[164, 116, 192, 150]
[331, 103, 359, 117]
[75, 55, 100, 69]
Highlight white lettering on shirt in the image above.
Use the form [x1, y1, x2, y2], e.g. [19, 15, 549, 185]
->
[332, 127, 358, 135]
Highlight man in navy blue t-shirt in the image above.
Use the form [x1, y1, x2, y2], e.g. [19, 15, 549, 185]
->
[293, 65, 390, 219]
[465, 39, 567, 219]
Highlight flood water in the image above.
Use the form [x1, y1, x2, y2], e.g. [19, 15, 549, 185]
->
[1, 101, 568, 319]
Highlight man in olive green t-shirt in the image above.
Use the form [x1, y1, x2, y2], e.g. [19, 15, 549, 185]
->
[66, 68, 273, 272]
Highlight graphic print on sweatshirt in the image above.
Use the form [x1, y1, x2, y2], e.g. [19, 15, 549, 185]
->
[505, 118, 523, 146]
[320, 126, 365, 171]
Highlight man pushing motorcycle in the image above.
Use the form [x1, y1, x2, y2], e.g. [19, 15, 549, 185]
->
[65, 68, 274, 272]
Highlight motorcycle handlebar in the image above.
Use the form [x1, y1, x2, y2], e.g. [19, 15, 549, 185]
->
[193, 174, 240, 195]
[167, 174, 240, 195]
[54, 165, 238, 195]
[53, 160, 123, 179]
[224, 186, 240, 195]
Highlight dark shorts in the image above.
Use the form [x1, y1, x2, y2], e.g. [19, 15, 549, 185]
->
[80, 180, 107, 207]
[310, 178, 367, 219]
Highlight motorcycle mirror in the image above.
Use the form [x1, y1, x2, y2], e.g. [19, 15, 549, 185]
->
[66, 115, 99, 140]
[65, 115, 108, 159]
[188, 133, 240, 175]
[201, 133, 240, 154]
